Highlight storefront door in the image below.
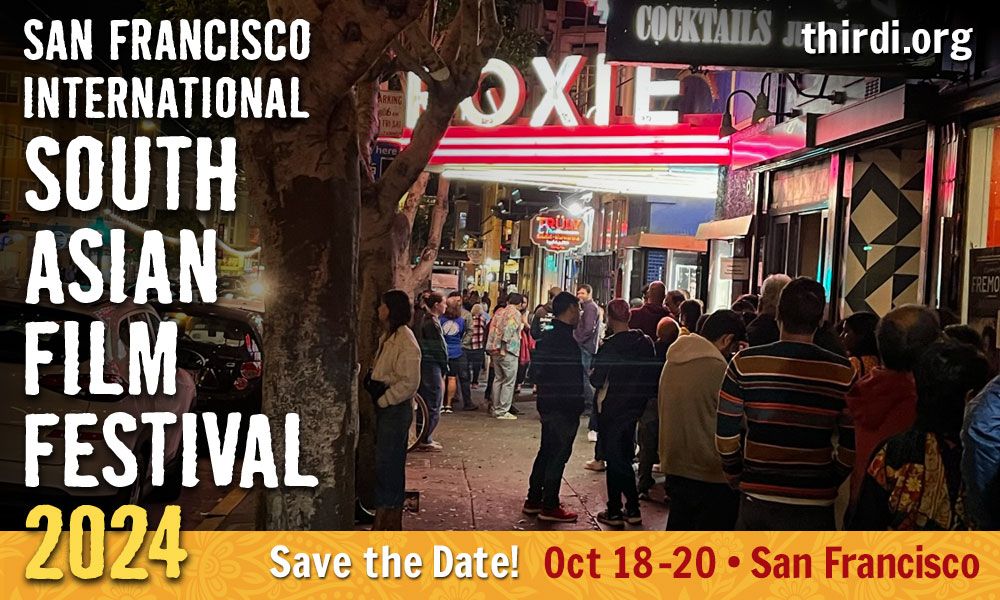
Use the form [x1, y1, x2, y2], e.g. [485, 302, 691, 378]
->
[766, 210, 828, 281]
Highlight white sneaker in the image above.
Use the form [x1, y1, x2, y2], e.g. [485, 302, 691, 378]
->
[418, 441, 443, 452]
[587, 430, 598, 443]
[495, 413, 518, 420]
[584, 459, 606, 472]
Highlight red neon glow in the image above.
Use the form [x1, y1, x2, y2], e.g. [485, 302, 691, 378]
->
[380, 123, 731, 166]
[531, 213, 587, 252]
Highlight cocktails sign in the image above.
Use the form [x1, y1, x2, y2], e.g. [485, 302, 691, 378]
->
[530, 212, 588, 253]
[605, 0, 947, 75]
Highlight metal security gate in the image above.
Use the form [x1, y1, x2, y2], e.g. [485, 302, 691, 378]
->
[580, 253, 615, 306]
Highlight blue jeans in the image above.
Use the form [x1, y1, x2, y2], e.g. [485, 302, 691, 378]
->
[375, 401, 412, 509]
[417, 363, 443, 443]
[448, 352, 472, 408]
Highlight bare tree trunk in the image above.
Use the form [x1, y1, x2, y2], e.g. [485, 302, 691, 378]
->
[356, 181, 394, 507]
[240, 0, 426, 529]
[242, 92, 360, 530]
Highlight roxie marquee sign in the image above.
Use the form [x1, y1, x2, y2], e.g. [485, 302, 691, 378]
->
[606, 0, 941, 75]
[530, 212, 588, 253]
[405, 54, 680, 129]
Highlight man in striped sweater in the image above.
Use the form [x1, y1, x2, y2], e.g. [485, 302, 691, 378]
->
[716, 277, 856, 530]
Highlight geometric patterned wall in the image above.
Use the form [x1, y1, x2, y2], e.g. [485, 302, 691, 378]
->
[843, 148, 924, 316]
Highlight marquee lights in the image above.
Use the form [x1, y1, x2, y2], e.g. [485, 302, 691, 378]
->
[440, 166, 720, 199]
[387, 124, 731, 167]
[389, 52, 734, 194]
[405, 54, 681, 130]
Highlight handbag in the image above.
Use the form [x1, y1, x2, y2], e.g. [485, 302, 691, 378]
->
[363, 368, 389, 404]
[364, 336, 390, 403]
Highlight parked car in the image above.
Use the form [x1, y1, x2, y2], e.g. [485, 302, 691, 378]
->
[0, 287, 197, 510]
[158, 302, 263, 427]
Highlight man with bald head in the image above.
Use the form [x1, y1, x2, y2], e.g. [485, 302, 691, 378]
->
[629, 281, 670, 338]
[845, 304, 941, 507]
[654, 316, 680, 362]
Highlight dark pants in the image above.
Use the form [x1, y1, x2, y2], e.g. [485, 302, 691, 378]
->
[485, 361, 496, 399]
[600, 416, 640, 514]
[516, 362, 529, 387]
[735, 494, 835, 531]
[468, 348, 485, 382]
[417, 363, 443, 444]
[665, 476, 739, 530]
[527, 412, 580, 509]
[375, 401, 413, 509]
[581, 350, 597, 432]
[637, 402, 659, 492]
[448, 353, 473, 408]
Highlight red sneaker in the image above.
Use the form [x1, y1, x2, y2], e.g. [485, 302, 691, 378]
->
[539, 506, 578, 523]
[522, 500, 543, 515]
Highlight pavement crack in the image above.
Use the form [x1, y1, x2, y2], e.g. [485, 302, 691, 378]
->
[561, 477, 599, 529]
[461, 458, 476, 530]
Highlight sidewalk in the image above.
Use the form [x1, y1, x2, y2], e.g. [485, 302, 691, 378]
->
[402, 386, 669, 531]
[204, 386, 669, 531]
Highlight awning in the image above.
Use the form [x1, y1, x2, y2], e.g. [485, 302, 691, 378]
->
[730, 84, 930, 171]
[695, 215, 753, 240]
[621, 233, 707, 252]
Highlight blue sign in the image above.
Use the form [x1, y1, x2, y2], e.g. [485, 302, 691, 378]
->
[372, 142, 400, 180]
[0, 233, 11, 252]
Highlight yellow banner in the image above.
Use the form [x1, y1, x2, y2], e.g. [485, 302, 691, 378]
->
[4, 530, 1000, 598]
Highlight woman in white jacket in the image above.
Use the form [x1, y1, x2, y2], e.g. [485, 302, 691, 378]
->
[370, 290, 422, 530]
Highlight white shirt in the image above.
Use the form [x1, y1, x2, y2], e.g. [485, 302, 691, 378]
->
[371, 325, 422, 408]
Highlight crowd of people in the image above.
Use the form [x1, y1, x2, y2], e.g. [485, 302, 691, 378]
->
[363, 275, 1000, 532]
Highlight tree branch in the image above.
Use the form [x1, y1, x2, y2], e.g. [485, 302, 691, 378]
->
[392, 40, 437, 88]
[355, 78, 381, 184]
[374, 90, 455, 210]
[410, 177, 450, 283]
[401, 24, 450, 80]
[478, 0, 502, 59]
[263, 0, 428, 116]
[402, 172, 430, 227]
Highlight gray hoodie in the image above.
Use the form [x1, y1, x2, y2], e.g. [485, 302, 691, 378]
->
[658, 333, 729, 484]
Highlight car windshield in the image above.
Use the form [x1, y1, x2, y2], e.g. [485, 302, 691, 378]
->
[163, 311, 260, 354]
[0, 302, 98, 364]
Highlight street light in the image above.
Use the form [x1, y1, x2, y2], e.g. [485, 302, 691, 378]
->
[719, 89, 759, 137]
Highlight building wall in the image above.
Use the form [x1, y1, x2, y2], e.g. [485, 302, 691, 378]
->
[843, 148, 925, 316]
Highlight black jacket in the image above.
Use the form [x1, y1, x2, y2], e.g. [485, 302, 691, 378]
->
[746, 313, 780, 347]
[590, 329, 658, 422]
[530, 302, 554, 341]
[414, 311, 448, 372]
[533, 320, 585, 417]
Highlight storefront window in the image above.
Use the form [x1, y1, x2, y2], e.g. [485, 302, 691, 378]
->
[709, 241, 735, 311]
[670, 250, 700, 299]
[962, 123, 1000, 362]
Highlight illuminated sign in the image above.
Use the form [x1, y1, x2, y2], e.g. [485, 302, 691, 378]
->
[606, 0, 943, 75]
[405, 54, 678, 129]
[530, 212, 587, 253]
